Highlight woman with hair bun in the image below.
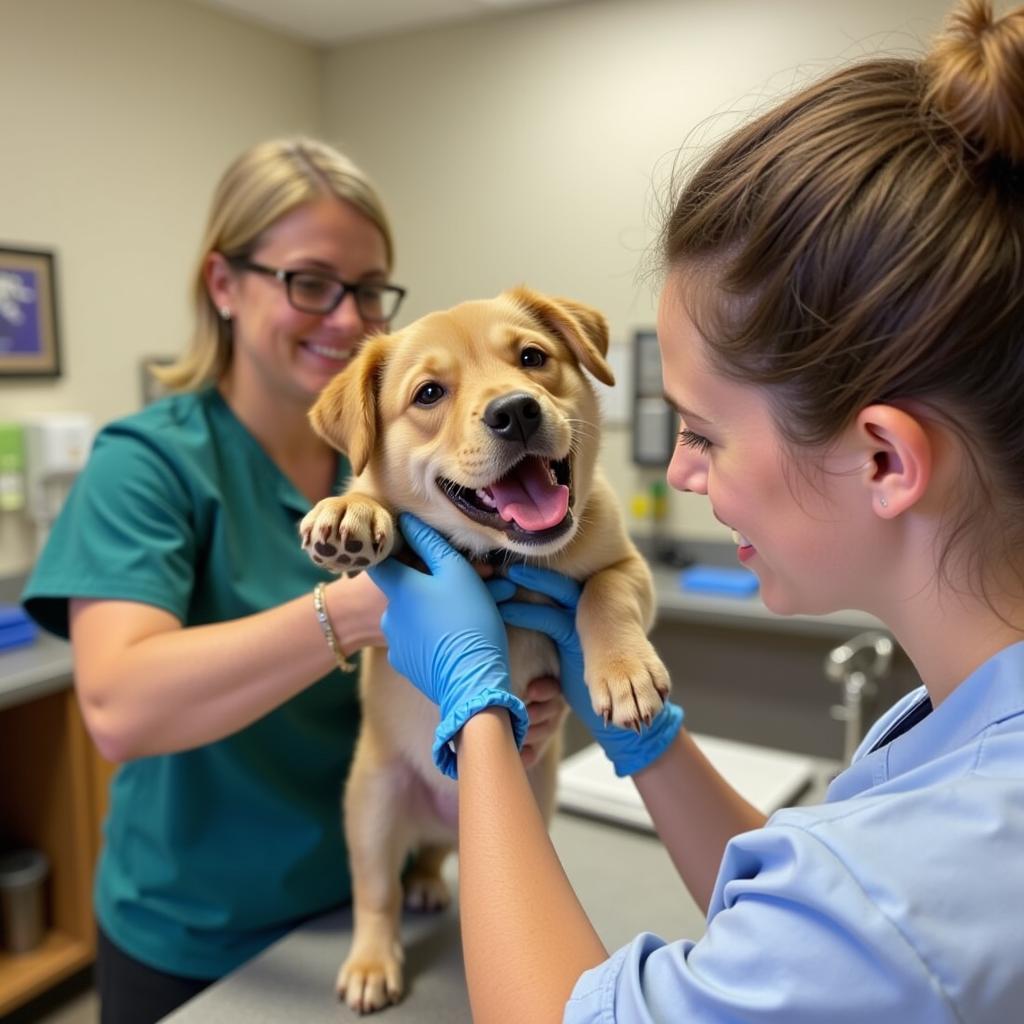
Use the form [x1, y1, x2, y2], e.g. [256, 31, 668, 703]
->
[366, 2, 1024, 1020]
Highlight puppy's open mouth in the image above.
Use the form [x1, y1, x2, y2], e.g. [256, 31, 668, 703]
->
[437, 455, 573, 543]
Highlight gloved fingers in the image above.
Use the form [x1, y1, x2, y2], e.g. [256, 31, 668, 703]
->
[366, 556, 407, 597]
[485, 577, 517, 604]
[397, 513, 463, 576]
[607, 702, 685, 778]
[497, 600, 579, 648]
[504, 563, 582, 609]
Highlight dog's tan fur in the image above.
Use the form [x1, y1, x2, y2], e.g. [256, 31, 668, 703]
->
[300, 286, 669, 1013]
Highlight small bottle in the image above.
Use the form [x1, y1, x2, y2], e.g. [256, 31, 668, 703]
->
[0, 423, 26, 513]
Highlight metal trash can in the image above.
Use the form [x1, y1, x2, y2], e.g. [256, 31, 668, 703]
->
[0, 848, 50, 953]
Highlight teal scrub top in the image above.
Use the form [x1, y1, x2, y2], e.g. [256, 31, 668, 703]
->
[22, 387, 359, 979]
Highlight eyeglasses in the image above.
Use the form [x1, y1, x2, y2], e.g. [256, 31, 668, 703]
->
[230, 258, 406, 322]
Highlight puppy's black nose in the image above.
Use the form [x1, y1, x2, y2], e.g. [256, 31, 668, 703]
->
[483, 392, 542, 444]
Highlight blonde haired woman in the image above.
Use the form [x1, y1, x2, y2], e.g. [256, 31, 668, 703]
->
[22, 137, 562, 1022]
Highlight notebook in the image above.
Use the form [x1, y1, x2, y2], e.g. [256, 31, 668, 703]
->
[557, 733, 818, 831]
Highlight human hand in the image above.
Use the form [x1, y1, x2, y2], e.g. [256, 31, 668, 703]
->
[367, 514, 528, 778]
[520, 676, 569, 769]
[493, 563, 683, 777]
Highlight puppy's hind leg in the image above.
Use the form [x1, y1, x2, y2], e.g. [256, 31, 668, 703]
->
[338, 757, 413, 1014]
[527, 731, 563, 825]
[402, 843, 454, 912]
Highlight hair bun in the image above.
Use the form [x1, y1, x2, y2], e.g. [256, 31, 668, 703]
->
[923, 0, 1024, 166]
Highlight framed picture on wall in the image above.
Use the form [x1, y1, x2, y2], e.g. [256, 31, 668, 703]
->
[0, 246, 61, 378]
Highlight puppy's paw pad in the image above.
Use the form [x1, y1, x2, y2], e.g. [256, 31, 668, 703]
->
[299, 496, 394, 574]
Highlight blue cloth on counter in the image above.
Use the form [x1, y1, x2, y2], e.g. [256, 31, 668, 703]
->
[0, 605, 37, 650]
[564, 641, 1024, 1023]
[679, 564, 759, 597]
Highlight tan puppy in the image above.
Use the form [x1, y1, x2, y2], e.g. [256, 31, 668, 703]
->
[300, 286, 669, 1013]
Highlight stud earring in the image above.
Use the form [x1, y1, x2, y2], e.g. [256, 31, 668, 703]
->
[218, 306, 232, 321]
[879, 495, 888, 509]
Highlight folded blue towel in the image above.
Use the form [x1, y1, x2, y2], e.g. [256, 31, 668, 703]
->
[679, 565, 759, 598]
[0, 605, 38, 652]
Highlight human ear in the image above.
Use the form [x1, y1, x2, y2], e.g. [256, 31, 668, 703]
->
[853, 404, 932, 517]
[203, 251, 237, 315]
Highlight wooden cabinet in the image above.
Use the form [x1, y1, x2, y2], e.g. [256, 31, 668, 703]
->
[0, 685, 113, 1015]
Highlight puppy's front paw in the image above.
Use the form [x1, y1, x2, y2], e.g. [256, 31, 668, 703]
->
[299, 495, 394, 576]
[587, 639, 671, 731]
[336, 941, 404, 1014]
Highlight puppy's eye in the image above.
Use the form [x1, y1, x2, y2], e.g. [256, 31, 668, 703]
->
[520, 347, 547, 368]
[414, 382, 445, 406]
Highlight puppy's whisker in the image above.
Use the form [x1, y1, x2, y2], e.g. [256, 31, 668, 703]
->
[564, 417, 599, 439]
[567, 435, 597, 452]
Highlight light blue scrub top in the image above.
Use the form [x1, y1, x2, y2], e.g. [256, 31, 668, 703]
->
[565, 641, 1024, 1023]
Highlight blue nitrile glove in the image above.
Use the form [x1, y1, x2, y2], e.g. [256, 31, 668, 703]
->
[492, 563, 683, 777]
[367, 514, 529, 779]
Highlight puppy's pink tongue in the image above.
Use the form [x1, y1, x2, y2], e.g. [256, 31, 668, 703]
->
[488, 458, 569, 531]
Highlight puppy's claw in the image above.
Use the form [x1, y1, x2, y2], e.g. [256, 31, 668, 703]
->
[337, 946, 404, 1015]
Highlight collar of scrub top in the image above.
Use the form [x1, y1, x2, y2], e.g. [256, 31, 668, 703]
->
[868, 695, 934, 753]
[828, 639, 1024, 800]
[207, 388, 350, 517]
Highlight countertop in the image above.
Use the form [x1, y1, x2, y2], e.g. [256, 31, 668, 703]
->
[164, 765, 835, 1024]
[650, 565, 882, 638]
[0, 573, 74, 712]
[164, 812, 696, 1023]
[0, 630, 72, 712]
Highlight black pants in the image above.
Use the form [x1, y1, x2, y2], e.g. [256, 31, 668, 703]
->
[96, 927, 212, 1024]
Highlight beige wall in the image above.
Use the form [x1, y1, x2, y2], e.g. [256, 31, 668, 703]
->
[0, 0, 320, 572]
[1, 0, 958, 574]
[0, 0, 320, 426]
[320, 0, 955, 542]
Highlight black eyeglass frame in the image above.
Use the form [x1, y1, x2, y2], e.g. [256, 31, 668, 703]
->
[228, 257, 406, 322]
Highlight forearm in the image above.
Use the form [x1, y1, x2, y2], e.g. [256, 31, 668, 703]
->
[456, 709, 607, 1024]
[72, 575, 382, 761]
[633, 728, 766, 912]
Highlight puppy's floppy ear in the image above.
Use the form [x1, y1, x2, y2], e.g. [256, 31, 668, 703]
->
[508, 285, 615, 387]
[309, 334, 390, 475]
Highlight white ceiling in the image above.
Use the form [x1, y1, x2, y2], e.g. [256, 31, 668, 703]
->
[189, 0, 582, 46]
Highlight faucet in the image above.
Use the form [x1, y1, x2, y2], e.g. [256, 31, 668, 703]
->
[825, 631, 895, 763]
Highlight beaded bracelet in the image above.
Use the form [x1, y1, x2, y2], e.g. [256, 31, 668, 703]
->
[313, 582, 355, 673]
